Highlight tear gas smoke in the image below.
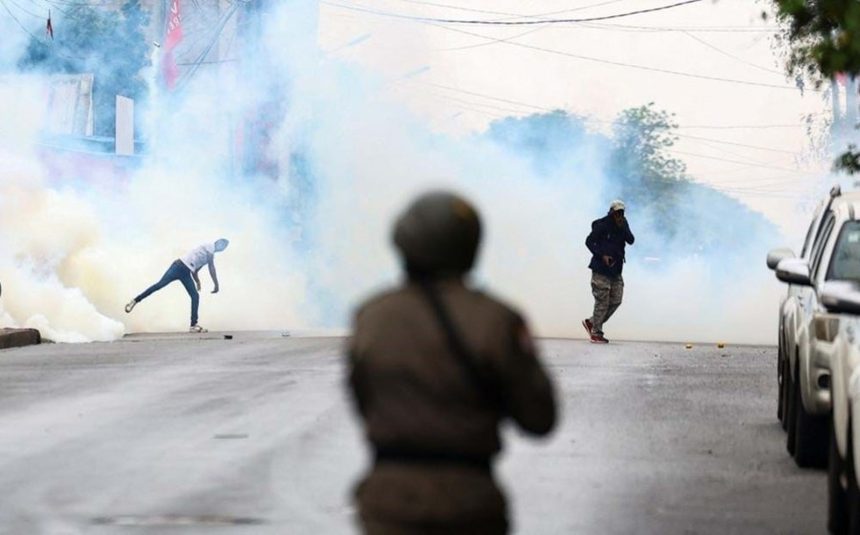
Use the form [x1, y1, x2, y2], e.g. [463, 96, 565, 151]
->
[0, 1, 787, 344]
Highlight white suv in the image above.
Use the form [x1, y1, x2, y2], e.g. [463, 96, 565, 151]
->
[769, 186, 856, 467]
[817, 278, 860, 532]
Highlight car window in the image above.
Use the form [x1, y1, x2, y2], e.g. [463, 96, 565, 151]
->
[827, 221, 860, 281]
[810, 215, 835, 280]
[801, 206, 824, 258]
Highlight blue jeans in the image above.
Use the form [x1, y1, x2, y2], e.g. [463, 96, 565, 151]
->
[135, 259, 199, 326]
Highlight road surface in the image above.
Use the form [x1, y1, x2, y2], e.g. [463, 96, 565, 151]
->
[0, 333, 825, 534]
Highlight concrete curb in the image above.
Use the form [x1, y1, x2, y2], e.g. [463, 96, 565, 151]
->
[0, 328, 41, 350]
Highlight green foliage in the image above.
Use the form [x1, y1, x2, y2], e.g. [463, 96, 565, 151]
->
[609, 103, 687, 238]
[485, 106, 779, 258]
[770, 0, 860, 85]
[18, 0, 151, 137]
[769, 0, 860, 173]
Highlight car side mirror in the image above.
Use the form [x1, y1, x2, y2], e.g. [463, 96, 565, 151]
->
[767, 247, 795, 270]
[776, 258, 811, 286]
[821, 281, 860, 315]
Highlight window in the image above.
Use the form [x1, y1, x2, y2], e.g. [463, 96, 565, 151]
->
[801, 207, 824, 258]
[827, 221, 860, 282]
[810, 215, 835, 281]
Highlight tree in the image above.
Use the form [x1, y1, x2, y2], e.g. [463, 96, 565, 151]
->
[769, 0, 860, 173]
[484, 105, 778, 258]
[608, 103, 687, 239]
[18, 0, 151, 138]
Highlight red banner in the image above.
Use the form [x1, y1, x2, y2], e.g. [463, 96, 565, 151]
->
[162, 0, 183, 90]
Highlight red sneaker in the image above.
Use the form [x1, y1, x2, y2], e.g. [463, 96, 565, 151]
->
[582, 318, 593, 336]
[590, 333, 609, 344]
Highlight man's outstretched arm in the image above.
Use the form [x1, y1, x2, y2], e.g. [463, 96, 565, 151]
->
[192, 268, 202, 292]
[208, 260, 220, 294]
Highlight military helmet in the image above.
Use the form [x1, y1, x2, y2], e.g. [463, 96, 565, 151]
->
[393, 191, 482, 275]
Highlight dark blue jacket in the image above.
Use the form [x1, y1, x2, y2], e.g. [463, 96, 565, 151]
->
[586, 214, 635, 278]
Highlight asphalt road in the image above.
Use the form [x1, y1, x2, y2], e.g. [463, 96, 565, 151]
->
[0, 334, 825, 534]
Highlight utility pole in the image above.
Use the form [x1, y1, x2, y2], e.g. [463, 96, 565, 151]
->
[848, 77, 859, 136]
[832, 78, 843, 139]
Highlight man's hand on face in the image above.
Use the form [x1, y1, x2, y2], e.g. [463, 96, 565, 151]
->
[603, 255, 615, 267]
[612, 210, 625, 227]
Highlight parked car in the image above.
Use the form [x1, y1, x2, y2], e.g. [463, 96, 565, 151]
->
[768, 186, 859, 467]
[818, 282, 860, 532]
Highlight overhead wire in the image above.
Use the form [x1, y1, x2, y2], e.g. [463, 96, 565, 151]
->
[412, 81, 808, 144]
[321, 0, 704, 26]
[0, 0, 44, 40]
[327, 2, 809, 92]
[679, 30, 783, 75]
[382, 0, 631, 20]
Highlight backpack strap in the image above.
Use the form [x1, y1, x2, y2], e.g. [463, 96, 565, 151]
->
[416, 281, 501, 409]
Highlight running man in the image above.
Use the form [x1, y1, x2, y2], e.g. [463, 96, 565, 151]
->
[125, 239, 229, 333]
[583, 201, 634, 344]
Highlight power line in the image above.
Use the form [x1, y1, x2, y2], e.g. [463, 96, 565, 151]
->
[1, 0, 45, 41]
[321, 0, 703, 26]
[341, 5, 808, 92]
[669, 149, 803, 173]
[680, 30, 783, 76]
[401, 80, 809, 164]
[575, 21, 779, 33]
[385, 0, 631, 21]
[7, 0, 43, 18]
[417, 81, 812, 132]
[680, 133, 796, 155]
[429, 22, 801, 90]
[677, 123, 804, 129]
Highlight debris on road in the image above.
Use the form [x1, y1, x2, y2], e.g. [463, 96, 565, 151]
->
[0, 328, 41, 350]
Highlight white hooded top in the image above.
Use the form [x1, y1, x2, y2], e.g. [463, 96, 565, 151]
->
[181, 243, 216, 272]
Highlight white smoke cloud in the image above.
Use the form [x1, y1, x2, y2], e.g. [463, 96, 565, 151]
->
[0, 1, 788, 344]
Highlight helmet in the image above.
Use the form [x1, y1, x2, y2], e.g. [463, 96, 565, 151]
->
[393, 191, 482, 276]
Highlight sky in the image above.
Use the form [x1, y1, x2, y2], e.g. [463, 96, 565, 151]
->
[317, 0, 836, 240]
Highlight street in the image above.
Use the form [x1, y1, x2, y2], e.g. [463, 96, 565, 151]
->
[0, 334, 825, 534]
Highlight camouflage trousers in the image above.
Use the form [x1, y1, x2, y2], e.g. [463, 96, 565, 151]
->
[590, 271, 624, 335]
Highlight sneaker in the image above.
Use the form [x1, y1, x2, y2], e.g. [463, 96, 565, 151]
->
[582, 318, 593, 336]
[590, 333, 609, 344]
[125, 299, 137, 313]
[189, 324, 208, 333]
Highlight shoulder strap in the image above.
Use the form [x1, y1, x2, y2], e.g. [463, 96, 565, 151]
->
[416, 282, 501, 409]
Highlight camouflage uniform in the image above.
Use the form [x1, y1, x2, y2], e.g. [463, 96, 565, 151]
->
[590, 272, 624, 335]
[348, 279, 556, 534]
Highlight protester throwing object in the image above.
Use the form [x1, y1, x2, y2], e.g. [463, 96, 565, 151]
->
[125, 239, 229, 333]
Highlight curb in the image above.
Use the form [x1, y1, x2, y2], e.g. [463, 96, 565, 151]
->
[0, 328, 41, 350]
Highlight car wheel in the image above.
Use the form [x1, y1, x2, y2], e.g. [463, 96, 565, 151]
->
[778, 333, 785, 423]
[830, 417, 848, 534]
[794, 363, 829, 468]
[788, 357, 798, 455]
[781, 355, 790, 431]
[846, 426, 860, 535]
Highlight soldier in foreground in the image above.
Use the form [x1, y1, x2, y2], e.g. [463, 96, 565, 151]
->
[347, 191, 557, 534]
